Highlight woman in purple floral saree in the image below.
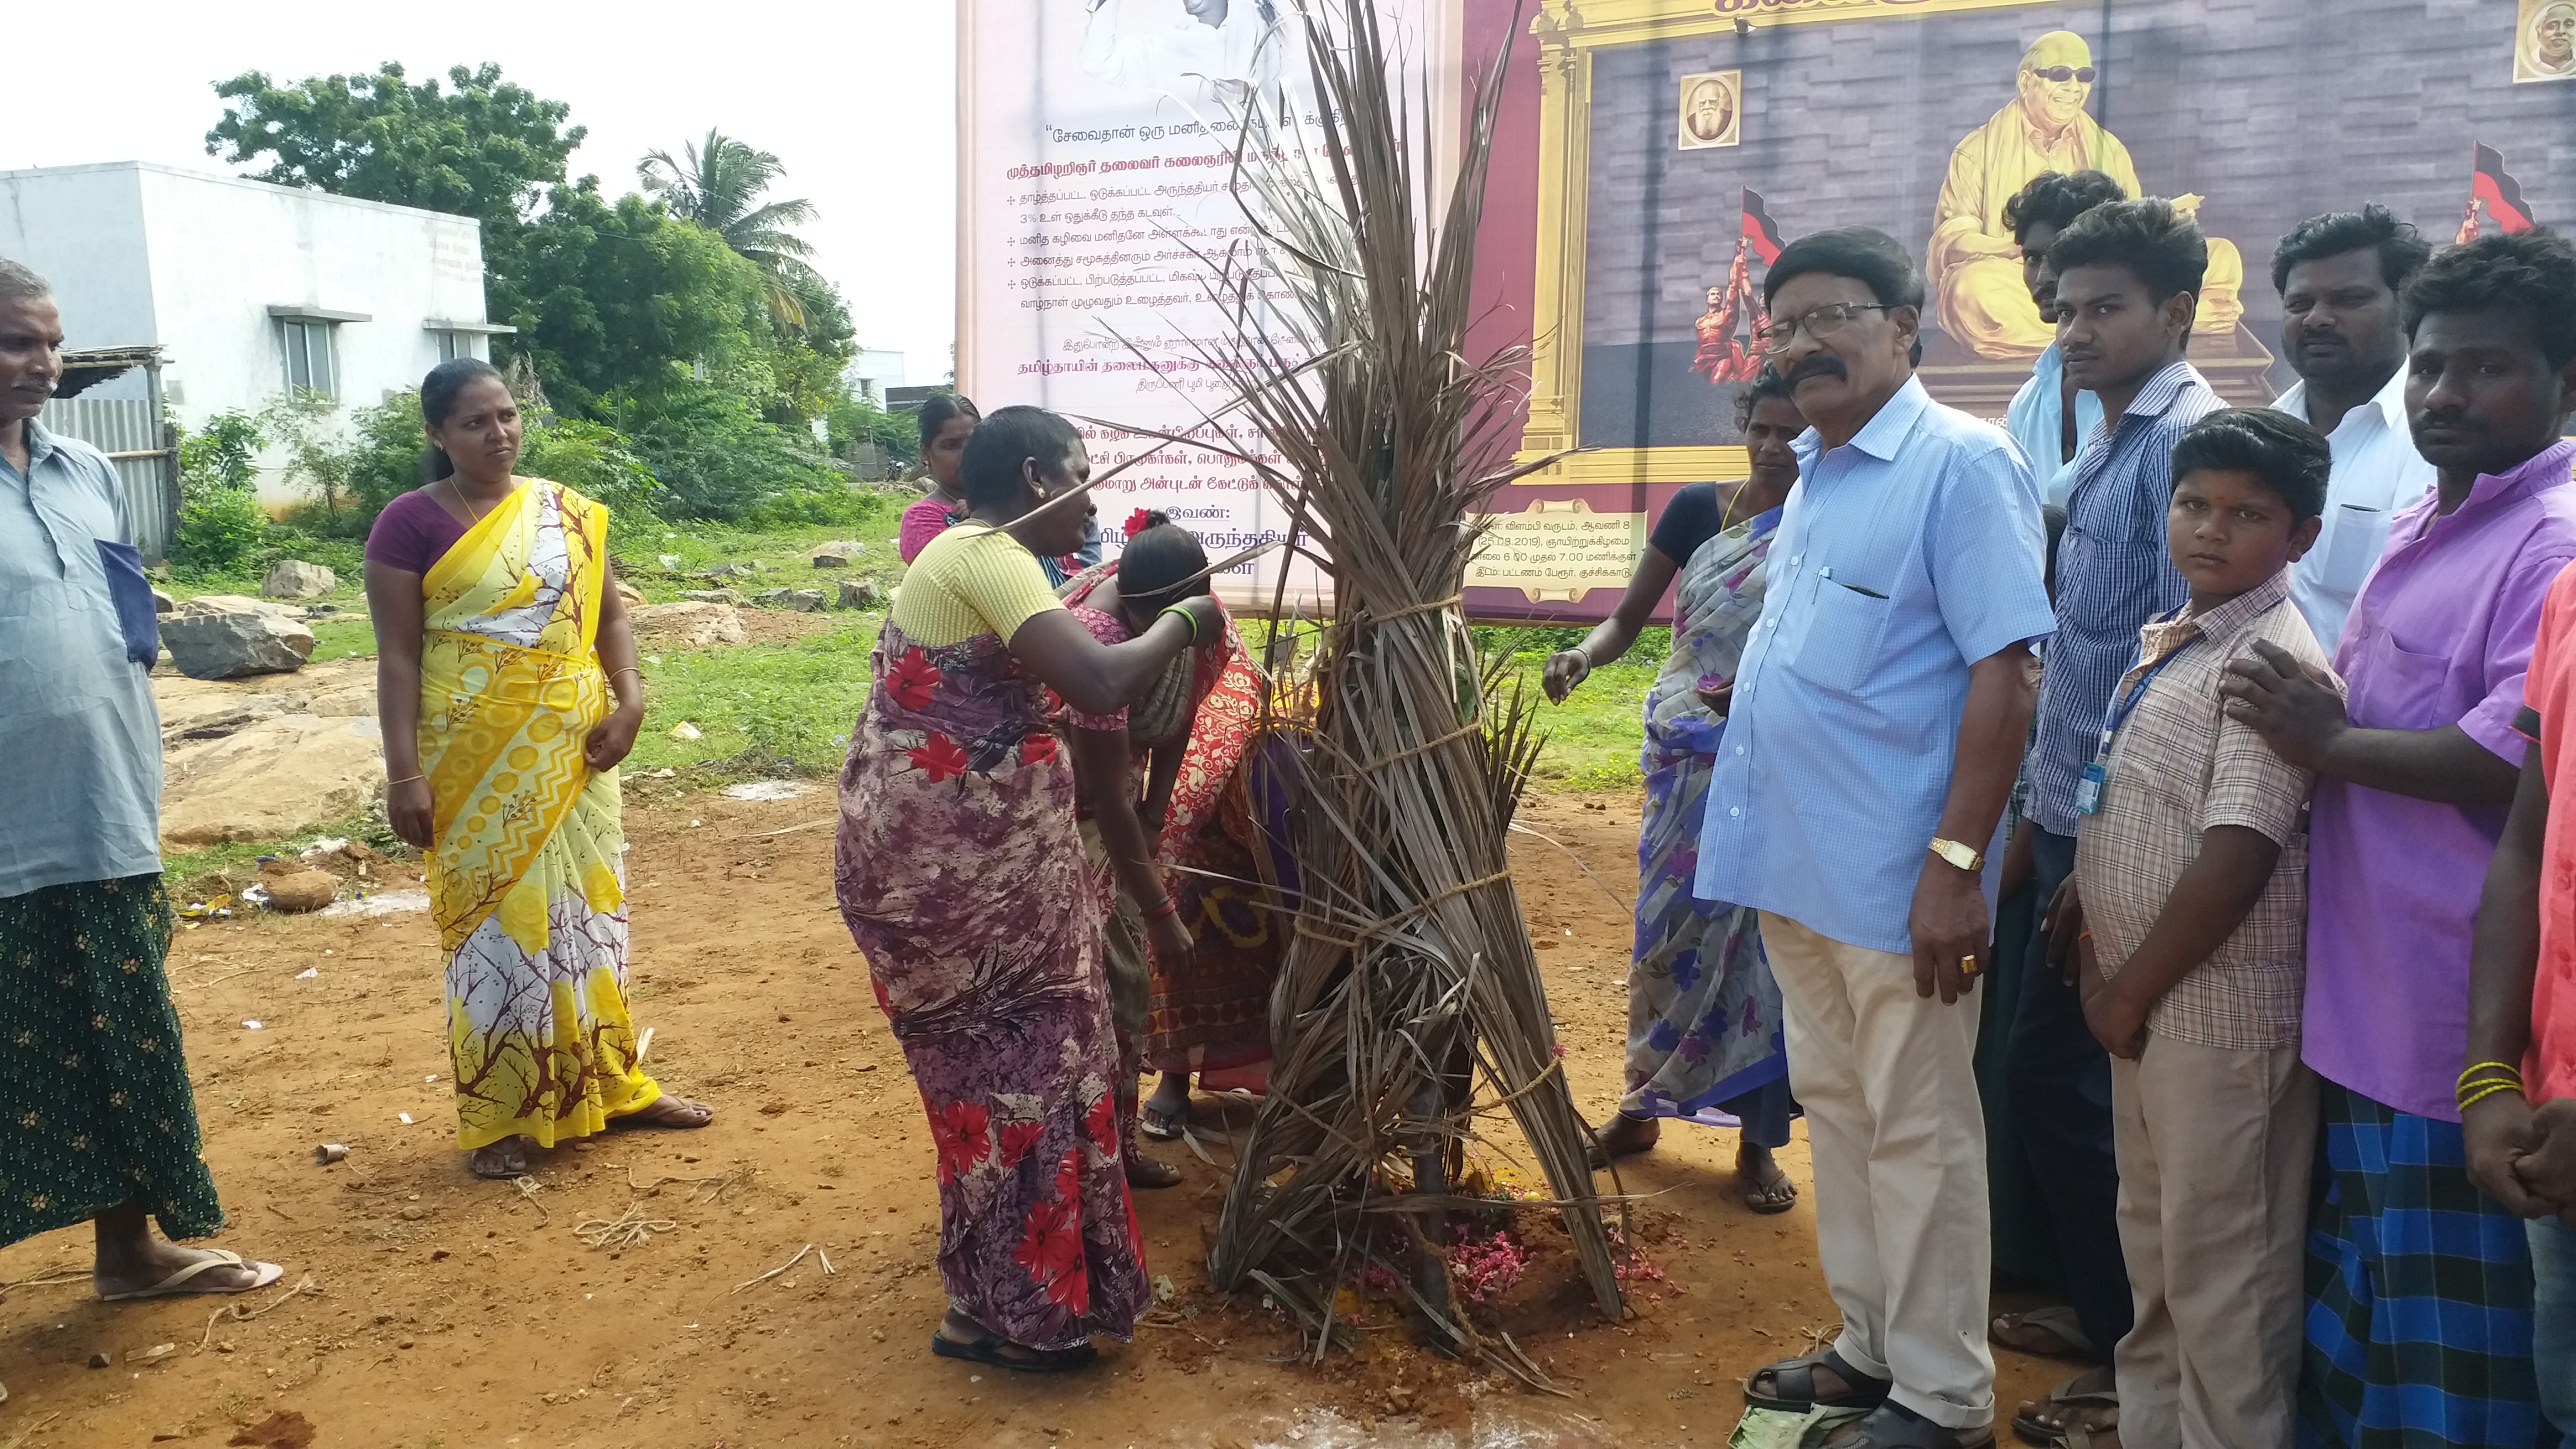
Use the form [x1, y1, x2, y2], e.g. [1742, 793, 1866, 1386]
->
[836, 408, 1219, 1371]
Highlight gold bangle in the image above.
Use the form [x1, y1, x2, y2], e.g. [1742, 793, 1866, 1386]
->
[388, 773, 424, 786]
[2459, 1081, 2528, 1112]
[2460, 1060, 2526, 1087]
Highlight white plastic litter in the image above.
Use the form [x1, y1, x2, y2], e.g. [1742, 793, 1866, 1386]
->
[669, 722, 703, 741]
[242, 1020, 263, 1030]
[301, 837, 349, 858]
[397, 1112, 414, 1124]
[318, 889, 430, 918]
[721, 780, 811, 801]
[295, 968, 318, 980]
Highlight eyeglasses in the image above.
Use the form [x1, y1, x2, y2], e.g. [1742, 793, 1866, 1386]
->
[2027, 65, 2096, 83]
[1754, 302, 1892, 352]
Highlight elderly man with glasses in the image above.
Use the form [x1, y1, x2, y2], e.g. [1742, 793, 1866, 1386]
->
[1702, 228, 2053, 1449]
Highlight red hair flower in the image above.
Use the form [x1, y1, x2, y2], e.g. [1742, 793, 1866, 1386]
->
[1123, 508, 1155, 540]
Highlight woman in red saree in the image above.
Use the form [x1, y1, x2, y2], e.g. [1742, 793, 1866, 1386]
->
[837, 408, 1219, 1372]
[1060, 511, 1289, 1148]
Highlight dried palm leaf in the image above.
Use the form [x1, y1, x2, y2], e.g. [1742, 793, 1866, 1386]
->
[1097, 0, 1625, 1372]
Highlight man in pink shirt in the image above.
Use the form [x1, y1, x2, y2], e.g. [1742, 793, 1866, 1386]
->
[2223, 228, 2576, 1447]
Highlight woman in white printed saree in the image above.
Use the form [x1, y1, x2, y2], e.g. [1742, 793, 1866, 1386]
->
[365, 359, 713, 1179]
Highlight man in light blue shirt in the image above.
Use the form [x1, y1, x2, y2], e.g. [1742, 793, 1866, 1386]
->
[1999, 171, 2123, 506]
[1705, 228, 2052, 1448]
[0, 258, 279, 1329]
[2264, 206, 2438, 651]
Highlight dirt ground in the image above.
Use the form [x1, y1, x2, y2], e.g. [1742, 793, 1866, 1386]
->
[0, 790, 2066, 1449]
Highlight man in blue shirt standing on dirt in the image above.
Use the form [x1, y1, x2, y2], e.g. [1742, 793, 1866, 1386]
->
[0, 259, 281, 1403]
[1698, 226, 2053, 1449]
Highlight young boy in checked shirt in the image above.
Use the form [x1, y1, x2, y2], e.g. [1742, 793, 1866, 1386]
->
[2047, 408, 2336, 1449]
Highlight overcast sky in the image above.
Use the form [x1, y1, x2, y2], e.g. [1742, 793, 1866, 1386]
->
[3, 0, 959, 383]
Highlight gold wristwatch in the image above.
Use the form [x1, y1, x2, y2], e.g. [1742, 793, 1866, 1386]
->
[1927, 836, 1985, 873]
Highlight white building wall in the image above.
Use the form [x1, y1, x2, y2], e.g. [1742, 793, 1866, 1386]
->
[0, 162, 495, 508]
[0, 165, 159, 366]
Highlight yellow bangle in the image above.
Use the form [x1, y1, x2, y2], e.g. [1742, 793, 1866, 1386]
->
[2460, 1060, 2526, 1087]
[2459, 1081, 2528, 1112]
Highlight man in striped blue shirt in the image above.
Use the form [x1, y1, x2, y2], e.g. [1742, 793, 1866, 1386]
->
[2007, 197, 2225, 1443]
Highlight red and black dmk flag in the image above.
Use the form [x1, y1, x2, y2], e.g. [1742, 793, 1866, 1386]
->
[1741, 188, 1785, 266]
[2475, 144, 2536, 234]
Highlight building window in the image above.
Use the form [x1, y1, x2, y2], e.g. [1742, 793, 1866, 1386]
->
[281, 319, 338, 399]
[437, 330, 484, 363]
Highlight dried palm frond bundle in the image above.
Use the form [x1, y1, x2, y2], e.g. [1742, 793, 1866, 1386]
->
[1107, 0, 1625, 1376]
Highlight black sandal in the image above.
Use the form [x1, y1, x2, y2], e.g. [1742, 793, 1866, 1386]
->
[930, 1331, 1097, 1374]
[1817, 1403, 1996, 1448]
[1744, 1347, 1893, 1413]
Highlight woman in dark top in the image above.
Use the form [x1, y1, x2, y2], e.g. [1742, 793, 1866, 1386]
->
[1542, 371, 1807, 1212]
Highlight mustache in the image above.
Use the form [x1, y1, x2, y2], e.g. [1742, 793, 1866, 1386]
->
[1786, 356, 1847, 387]
[2412, 408, 2479, 434]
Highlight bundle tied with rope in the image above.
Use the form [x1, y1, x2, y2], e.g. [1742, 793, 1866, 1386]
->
[1097, 0, 1625, 1382]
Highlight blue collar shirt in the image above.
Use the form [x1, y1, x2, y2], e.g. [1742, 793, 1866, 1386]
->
[2024, 359, 2225, 839]
[0, 420, 163, 898]
[1693, 375, 2056, 954]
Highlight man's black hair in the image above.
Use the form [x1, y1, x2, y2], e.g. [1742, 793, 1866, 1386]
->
[2400, 226, 2576, 371]
[2169, 408, 2332, 523]
[2045, 197, 2210, 305]
[959, 405, 1082, 512]
[1761, 226, 1925, 366]
[2002, 171, 2128, 248]
[2269, 205, 2433, 296]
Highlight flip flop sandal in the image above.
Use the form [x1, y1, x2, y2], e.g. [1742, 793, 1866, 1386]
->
[2010, 1376, 2118, 1449]
[1813, 1403, 1996, 1449]
[1991, 1306, 2096, 1359]
[96, 1249, 285, 1303]
[1742, 1168, 1799, 1215]
[1745, 1348, 1894, 1413]
[1139, 1102, 1187, 1142]
[930, 1331, 1096, 1374]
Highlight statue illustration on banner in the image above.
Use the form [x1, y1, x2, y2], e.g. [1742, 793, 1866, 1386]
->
[1692, 189, 1781, 387]
[1927, 30, 2246, 359]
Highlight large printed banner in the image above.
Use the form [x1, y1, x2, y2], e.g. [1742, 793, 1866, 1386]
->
[1459, 0, 2576, 619]
[965, 0, 2576, 622]
[958, 0, 1453, 613]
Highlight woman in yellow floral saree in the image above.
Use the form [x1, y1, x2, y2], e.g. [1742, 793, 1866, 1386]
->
[366, 359, 712, 1179]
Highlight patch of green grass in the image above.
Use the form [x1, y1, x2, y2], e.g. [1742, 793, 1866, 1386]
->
[162, 810, 406, 899]
[612, 511, 905, 603]
[629, 617, 886, 777]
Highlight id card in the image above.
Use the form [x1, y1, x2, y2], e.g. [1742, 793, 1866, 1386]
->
[2073, 759, 2106, 816]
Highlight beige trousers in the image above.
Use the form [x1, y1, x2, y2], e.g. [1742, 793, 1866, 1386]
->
[2109, 1033, 2317, 1449]
[1763, 913, 1995, 1430]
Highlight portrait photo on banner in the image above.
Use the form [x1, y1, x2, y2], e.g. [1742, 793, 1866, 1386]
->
[1677, 70, 1741, 149]
[2518, 0, 2576, 82]
[1473, 0, 2576, 473]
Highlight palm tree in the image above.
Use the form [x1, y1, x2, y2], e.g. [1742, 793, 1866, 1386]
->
[640, 129, 827, 329]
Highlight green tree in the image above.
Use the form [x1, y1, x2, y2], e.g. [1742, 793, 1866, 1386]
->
[494, 181, 771, 417]
[205, 62, 581, 229]
[639, 130, 828, 329]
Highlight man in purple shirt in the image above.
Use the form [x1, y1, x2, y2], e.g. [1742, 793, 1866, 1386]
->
[2223, 228, 2576, 1447]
